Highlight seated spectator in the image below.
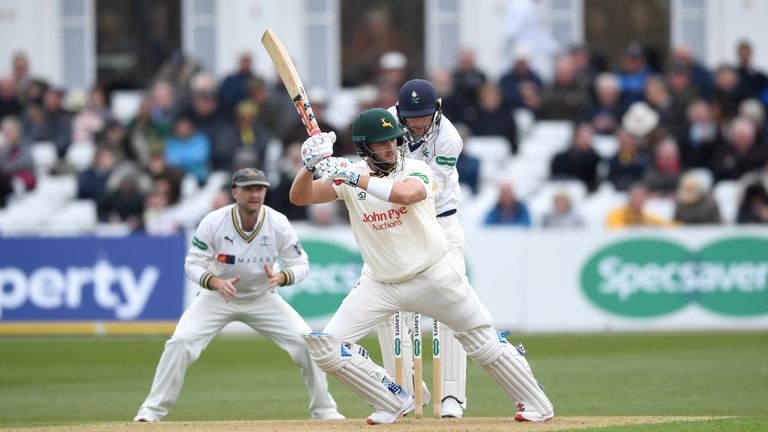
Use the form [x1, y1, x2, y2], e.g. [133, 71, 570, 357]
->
[738, 98, 768, 147]
[581, 73, 626, 135]
[673, 171, 721, 224]
[465, 82, 518, 153]
[218, 53, 258, 115]
[483, 181, 531, 227]
[538, 55, 590, 120]
[452, 48, 486, 109]
[737, 179, 768, 224]
[148, 80, 177, 131]
[97, 119, 131, 161]
[542, 190, 584, 228]
[607, 128, 651, 191]
[643, 136, 682, 196]
[671, 44, 714, 99]
[606, 183, 674, 228]
[711, 65, 749, 124]
[644, 76, 686, 133]
[675, 99, 724, 169]
[153, 50, 203, 109]
[550, 121, 601, 192]
[99, 174, 146, 231]
[143, 150, 185, 205]
[665, 63, 700, 135]
[21, 88, 72, 157]
[454, 124, 481, 195]
[711, 116, 768, 182]
[77, 145, 117, 201]
[189, 85, 237, 171]
[735, 40, 768, 97]
[143, 189, 181, 236]
[499, 46, 543, 109]
[0, 116, 35, 190]
[432, 69, 471, 125]
[164, 114, 211, 184]
[230, 100, 271, 170]
[616, 42, 652, 104]
[72, 86, 111, 143]
[126, 97, 169, 165]
[0, 77, 22, 121]
[264, 142, 308, 221]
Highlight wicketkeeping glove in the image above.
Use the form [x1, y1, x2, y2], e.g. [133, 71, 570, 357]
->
[316, 157, 360, 187]
[301, 131, 335, 172]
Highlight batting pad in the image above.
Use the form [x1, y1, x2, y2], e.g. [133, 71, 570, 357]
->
[455, 327, 553, 416]
[303, 332, 402, 412]
[439, 323, 468, 406]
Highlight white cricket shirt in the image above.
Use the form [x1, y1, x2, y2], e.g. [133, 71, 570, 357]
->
[185, 204, 309, 300]
[330, 158, 448, 283]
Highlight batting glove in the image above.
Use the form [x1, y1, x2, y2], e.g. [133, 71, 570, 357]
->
[301, 131, 335, 172]
[317, 157, 360, 187]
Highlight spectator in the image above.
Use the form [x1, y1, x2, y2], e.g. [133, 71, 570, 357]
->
[164, 114, 211, 184]
[72, 86, 111, 143]
[153, 50, 203, 109]
[616, 42, 652, 104]
[377, 51, 408, 88]
[99, 171, 146, 231]
[673, 171, 721, 224]
[581, 72, 625, 134]
[143, 150, 185, 205]
[218, 53, 258, 115]
[452, 49, 486, 108]
[643, 136, 682, 196]
[454, 124, 481, 195]
[538, 55, 590, 120]
[465, 82, 518, 154]
[143, 189, 181, 236]
[735, 40, 768, 96]
[0, 116, 35, 191]
[126, 97, 169, 166]
[97, 119, 131, 161]
[188, 83, 237, 171]
[264, 142, 308, 221]
[644, 75, 686, 133]
[738, 98, 768, 147]
[229, 100, 271, 170]
[550, 121, 601, 192]
[23, 88, 72, 157]
[432, 69, 471, 125]
[499, 46, 543, 110]
[0, 77, 22, 121]
[711, 116, 768, 182]
[569, 45, 596, 91]
[484, 181, 531, 226]
[606, 183, 674, 228]
[148, 80, 177, 131]
[670, 44, 714, 99]
[665, 63, 700, 134]
[675, 99, 724, 169]
[737, 179, 768, 224]
[77, 146, 117, 201]
[711, 65, 749, 124]
[541, 190, 584, 228]
[606, 128, 651, 191]
[621, 101, 664, 153]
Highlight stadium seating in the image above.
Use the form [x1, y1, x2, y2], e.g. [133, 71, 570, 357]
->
[30, 141, 58, 176]
[713, 180, 741, 224]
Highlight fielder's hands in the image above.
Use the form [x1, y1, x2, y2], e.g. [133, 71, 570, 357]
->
[301, 131, 335, 172]
[317, 157, 360, 186]
[263, 263, 285, 293]
[209, 275, 239, 301]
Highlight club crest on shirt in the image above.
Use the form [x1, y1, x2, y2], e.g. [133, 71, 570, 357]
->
[259, 236, 270, 247]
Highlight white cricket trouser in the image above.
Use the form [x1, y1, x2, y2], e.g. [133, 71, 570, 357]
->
[326, 251, 493, 345]
[375, 213, 469, 405]
[136, 290, 338, 420]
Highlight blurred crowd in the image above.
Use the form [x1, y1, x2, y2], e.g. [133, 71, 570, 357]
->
[2, 37, 768, 234]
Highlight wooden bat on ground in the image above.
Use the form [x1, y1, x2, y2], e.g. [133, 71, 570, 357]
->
[261, 29, 320, 136]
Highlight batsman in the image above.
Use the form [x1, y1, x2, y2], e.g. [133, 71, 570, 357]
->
[290, 107, 554, 424]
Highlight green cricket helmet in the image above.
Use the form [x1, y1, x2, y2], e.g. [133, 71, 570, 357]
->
[351, 107, 406, 175]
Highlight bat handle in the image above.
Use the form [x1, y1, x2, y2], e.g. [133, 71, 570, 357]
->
[310, 128, 321, 136]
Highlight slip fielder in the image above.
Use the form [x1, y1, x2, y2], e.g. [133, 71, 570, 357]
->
[133, 168, 343, 422]
[289, 108, 554, 425]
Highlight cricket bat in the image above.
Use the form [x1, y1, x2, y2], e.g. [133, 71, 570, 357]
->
[261, 29, 321, 136]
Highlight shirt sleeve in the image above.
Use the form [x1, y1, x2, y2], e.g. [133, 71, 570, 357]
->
[404, 160, 437, 198]
[275, 214, 310, 286]
[185, 215, 216, 289]
[431, 133, 462, 186]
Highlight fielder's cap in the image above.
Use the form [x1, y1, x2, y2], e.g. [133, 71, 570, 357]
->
[398, 79, 439, 118]
[231, 168, 270, 188]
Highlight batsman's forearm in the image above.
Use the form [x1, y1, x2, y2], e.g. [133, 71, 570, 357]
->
[289, 168, 315, 206]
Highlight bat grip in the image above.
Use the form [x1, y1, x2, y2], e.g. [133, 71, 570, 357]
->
[310, 128, 321, 136]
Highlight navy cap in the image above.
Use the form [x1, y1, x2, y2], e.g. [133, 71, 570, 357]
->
[398, 79, 438, 118]
[231, 168, 270, 188]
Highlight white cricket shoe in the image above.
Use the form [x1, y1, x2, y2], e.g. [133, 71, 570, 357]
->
[514, 410, 554, 422]
[132, 415, 159, 422]
[440, 396, 463, 418]
[311, 409, 346, 420]
[366, 390, 415, 425]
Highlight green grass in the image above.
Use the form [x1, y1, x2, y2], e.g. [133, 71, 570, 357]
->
[0, 332, 767, 429]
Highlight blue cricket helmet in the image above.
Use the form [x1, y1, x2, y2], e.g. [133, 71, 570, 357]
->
[396, 79, 443, 147]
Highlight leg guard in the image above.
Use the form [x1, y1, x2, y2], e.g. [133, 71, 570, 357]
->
[455, 326, 553, 417]
[440, 323, 467, 407]
[303, 332, 402, 412]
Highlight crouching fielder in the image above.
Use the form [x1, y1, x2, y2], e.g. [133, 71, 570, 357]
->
[290, 108, 553, 425]
[134, 168, 343, 422]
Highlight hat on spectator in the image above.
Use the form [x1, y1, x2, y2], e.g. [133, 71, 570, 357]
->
[231, 168, 270, 188]
[622, 102, 659, 138]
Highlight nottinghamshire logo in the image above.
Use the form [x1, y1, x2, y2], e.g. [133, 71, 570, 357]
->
[580, 237, 768, 317]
